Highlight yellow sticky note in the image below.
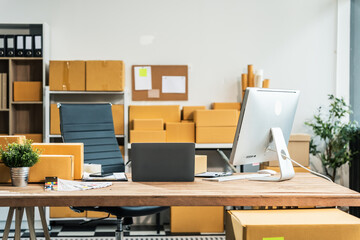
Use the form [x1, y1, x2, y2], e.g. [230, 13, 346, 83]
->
[139, 68, 147, 77]
[263, 238, 284, 240]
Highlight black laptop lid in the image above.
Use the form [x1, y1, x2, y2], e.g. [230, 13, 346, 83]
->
[131, 143, 195, 182]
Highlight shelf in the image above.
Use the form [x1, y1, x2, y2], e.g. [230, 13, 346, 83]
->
[0, 57, 43, 60]
[127, 143, 233, 149]
[49, 91, 125, 95]
[12, 101, 43, 104]
[0, 109, 9, 112]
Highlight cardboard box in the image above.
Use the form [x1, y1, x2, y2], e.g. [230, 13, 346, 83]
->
[29, 155, 74, 182]
[195, 155, 207, 174]
[15, 134, 42, 143]
[134, 119, 164, 131]
[194, 110, 237, 127]
[226, 209, 360, 240]
[87, 211, 115, 218]
[112, 104, 124, 135]
[13, 81, 42, 102]
[182, 106, 206, 120]
[130, 130, 166, 143]
[0, 135, 26, 150]
[196, 127, 236, 143]
[86, 61, 125, 91]
[32, 143, 84, 180]
[0, 155, 74, 183]
[166, 122, 195, 142]
[50, 104, 60, 135]
[129, 105, 181, 130]
[269, 134, 311, 167]
[171, 206, 224, 233]
[49, 61, 86, 91]
[213, 102, 241, 111]
[50, 207, 86, 218]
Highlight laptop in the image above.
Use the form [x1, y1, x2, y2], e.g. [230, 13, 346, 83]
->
[131, 143, 195, 182]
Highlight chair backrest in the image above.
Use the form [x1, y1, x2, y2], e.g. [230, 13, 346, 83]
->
[59, 103, 124, 173]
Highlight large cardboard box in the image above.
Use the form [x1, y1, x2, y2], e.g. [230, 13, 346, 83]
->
[15, 134, 42, 143]
[171, 206, 224, 233]
[194, 110, 237, 127]
[269, 134, 311, 167]
[13, 81, 42, 102]
[130, 130, 166, 143]
[166, 122, 195, 142]
[195, 155, 207, 174]
[133, 119, 164, 131]
[32, 143, 84, 180]
[29, 155, 74, 182]
[196, 127, 236, 143]
[49, 61, 86, 91]
[213, 102, 241, 111]
[50, 104, 60, 135]
[182, 106, 206, 120]
[226, 209, 360, 240]
[50, 207, 86, 218]
[129, 105, 181, 130]
[86, 61, 125, 91]
[0, 155, 74, 183]
[112, 104, 124, 135]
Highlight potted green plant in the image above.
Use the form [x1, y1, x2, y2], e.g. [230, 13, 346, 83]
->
[0, 140, 41, 187]
[305, 94, 358, 182]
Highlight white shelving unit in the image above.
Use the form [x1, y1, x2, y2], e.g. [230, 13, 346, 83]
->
[43, 88, 129, 163]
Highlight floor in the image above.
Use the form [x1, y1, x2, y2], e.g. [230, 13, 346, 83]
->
[0, 220, 225, 240]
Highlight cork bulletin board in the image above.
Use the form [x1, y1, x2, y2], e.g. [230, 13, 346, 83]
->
[131, 65, 188, 101]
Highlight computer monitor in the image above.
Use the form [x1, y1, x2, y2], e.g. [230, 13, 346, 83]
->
[229, 88, 300, 181]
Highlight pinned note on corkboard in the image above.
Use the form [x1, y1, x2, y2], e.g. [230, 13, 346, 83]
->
[132, 65, 188, 101]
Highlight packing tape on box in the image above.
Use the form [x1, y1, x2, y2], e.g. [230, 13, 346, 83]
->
[62, 61, 71, 90]
[84, 164, 101, 174]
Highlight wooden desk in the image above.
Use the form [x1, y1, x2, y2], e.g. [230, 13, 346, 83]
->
[0, 173, 360, 207]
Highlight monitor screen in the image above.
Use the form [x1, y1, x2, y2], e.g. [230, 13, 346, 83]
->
[230, 88, 300, 167]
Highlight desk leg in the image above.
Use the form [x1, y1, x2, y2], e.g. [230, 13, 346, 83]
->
[14, 207, 24, 240]
[25, 207, 37, 240]
[38, 207, 50, 240]
[2, 207, 15, 240]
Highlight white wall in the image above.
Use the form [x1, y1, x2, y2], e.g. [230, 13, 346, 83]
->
[0, 0, 346, 133]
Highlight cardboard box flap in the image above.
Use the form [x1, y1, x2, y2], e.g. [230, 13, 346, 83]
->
[289, 134, 311, 142]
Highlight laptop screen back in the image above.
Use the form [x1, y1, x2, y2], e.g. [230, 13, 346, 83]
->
[131, 143, 195, 182]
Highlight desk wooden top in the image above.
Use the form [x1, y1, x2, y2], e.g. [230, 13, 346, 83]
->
[0, 173, 359, 207]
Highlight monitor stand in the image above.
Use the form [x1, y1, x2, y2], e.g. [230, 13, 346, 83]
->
[251, 127, 295, 182]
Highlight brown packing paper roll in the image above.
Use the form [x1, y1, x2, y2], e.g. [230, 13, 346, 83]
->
[241, 73, 248, 92]
[247, 64, 254, 87]
[263, 79, 270, 88]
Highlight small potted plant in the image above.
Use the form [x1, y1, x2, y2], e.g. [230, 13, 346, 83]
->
[305, 94, 358, 182]
[0, 140, 41, 187]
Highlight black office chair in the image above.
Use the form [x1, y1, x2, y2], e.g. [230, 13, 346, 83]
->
[58, 103, 168, 240]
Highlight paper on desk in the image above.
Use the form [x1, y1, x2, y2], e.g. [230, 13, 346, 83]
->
[162, 76, 186, 93]
[134, 66, 152, 90]
[58, 179, 112, 191]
